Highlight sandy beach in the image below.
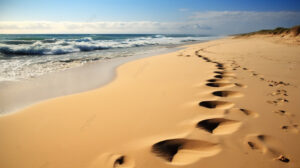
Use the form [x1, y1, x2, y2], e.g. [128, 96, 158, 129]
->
[0, 46, 180, 114]
[1, 35, 300, 168]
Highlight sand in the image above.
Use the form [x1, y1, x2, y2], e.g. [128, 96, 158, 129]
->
[0, 36, 300, 168]
[0, 47, 179, 114]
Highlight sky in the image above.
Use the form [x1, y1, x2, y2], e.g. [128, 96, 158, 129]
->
[0, 0, 300, 34]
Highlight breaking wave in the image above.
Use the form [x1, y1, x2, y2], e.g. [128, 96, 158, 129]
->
[0, 34, 221, 81]
[0, 35, 209, 56]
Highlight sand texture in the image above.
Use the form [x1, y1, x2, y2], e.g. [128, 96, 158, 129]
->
[0, 36, 300, 168]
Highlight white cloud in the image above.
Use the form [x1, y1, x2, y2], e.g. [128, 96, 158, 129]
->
[191, 11, 300, 20]
[189, 11, 300, 34]
[0, 21, 210, 34]
[0, 11, 299, 34]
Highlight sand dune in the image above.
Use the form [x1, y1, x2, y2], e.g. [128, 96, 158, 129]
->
[0, 35, 300, 168]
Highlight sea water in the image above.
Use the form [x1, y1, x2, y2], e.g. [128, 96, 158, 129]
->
[0, 34, 219, 82]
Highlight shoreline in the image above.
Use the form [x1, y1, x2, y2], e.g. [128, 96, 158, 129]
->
[0, 36, 299, 168]
[0, 45, 183, 115]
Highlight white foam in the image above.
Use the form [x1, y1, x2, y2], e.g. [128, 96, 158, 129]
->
[0, 35, 221, 81]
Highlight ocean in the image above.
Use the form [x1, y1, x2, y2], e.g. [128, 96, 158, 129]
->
[0, 34, 219, 82]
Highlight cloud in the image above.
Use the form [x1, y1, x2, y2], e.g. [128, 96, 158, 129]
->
[0, 21, 211, 34]
[0, 11, 299, 34]
[189, 11, 300, 34]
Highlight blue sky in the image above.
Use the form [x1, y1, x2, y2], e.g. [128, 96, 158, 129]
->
[0, 0, 300, 34]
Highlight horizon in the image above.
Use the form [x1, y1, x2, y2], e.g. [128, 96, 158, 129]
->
[1, 0, 300, 35]
[0, 26, 298, 35]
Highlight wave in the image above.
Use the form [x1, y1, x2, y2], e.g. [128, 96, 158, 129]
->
[0, 42, 78, 55]
[1, 40, 36, 45]
[0, 35, 209, 56]
[0, 35, 221, 81]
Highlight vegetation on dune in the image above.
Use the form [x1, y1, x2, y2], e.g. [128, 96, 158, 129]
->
[237, 25, 300, 37]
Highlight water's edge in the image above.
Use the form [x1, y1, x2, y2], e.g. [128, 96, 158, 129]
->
[0, 46, 183, 115]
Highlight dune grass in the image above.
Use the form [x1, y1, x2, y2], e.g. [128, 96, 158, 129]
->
[237, 25, 300, 37]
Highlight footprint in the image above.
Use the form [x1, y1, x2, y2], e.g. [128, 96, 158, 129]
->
[239, 108, 258, 117]
[89, 153, 135, 168]
[215, 63, 226, 70]
[250, 72, 258, 76]
[214, 71, 235, 77]
[215, 63, 224, 68]
[270, 89, 288, 96]
[206, 82, 235, 88]
[207, 79, 226, 82]
[202, 57, 212, 62]
[276, 155, 290, 163]
[113, 155, 134, 168]
[214, 71, 224, 75]
[214, 75, 223, 79]
[273, 110, 287, 115]
[199, 101, 234, 109]
[197, 118, 241, 134]
[246, 135, 290, 163]
[151, 138, 221, 165]
[214, 74, 236, 79]
[226, 108, 258, 117]
[234, 83, 247, 88]
[212, 91, 243, 98]
[281, 125, 299, 133]
[247, 141, 262, 150]
[267, 98, 288, 106]
[195, 51, 202, 57]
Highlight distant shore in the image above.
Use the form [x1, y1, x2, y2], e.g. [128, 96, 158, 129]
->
[0, 34, 300, 168]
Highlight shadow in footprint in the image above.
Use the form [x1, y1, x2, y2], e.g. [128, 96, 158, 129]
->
[216, 63, 224, 68]
[214, 75, 223, 79]
[225, 108, 258, 118]
[212, 91, 243, 98]
[206, 83, 234, 88]
[152, 138, 220, 165]
[113, 155, 135, 168]
[207, 79, 223, 82]
[90, 153, 135, 168]
[197, 118, 241, 134]
[234, 83, 247, 88]
[114, 156, 125, 168]
[240, 108, 258, 117]
[214, 71, 235, 77]
[214, 71, 224, 75]
[199, 101, 234, 109]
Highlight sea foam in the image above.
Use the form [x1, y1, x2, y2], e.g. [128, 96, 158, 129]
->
[0, 34, 220, 81]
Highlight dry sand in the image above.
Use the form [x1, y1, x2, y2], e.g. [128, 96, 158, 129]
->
[0, 36, 300, 168]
